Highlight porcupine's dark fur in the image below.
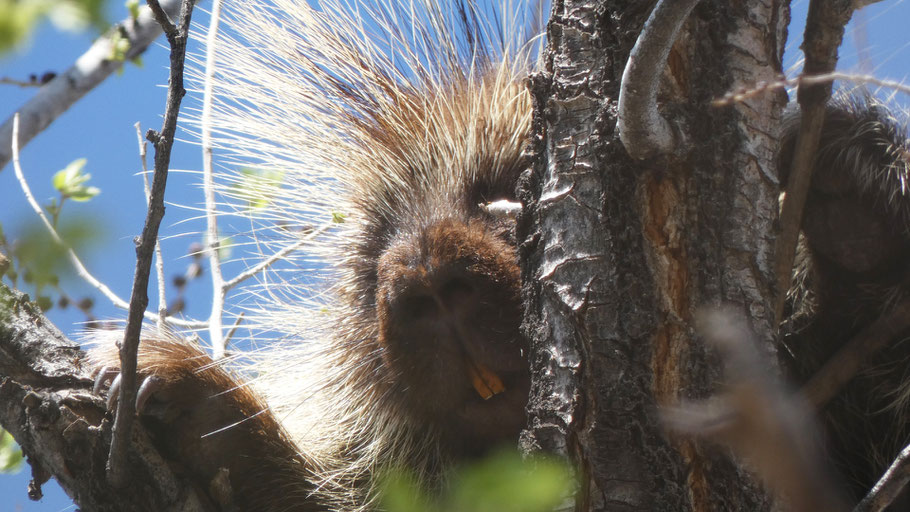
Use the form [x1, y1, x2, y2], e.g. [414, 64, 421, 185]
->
[89, 0, 540, 510]
[780, 94, 910, 506]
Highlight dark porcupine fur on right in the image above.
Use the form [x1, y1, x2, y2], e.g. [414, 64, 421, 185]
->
[780, 94, 910, 506]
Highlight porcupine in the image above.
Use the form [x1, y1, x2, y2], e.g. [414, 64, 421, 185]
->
[779, 94, 910, 506]
[89, 0, 541, 510]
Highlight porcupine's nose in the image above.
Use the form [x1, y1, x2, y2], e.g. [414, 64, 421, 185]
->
[375, 216, 524, 380]
[375, 216, 519, 350]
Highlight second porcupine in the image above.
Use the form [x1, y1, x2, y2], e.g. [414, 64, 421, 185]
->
[90, 0, 540, 510]
[779, 95, 910, 507]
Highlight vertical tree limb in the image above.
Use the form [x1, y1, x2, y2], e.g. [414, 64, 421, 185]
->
[107, 0, 196, 488]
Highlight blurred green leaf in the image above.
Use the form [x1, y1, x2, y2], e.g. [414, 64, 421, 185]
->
[0, 0, 45, 51]
[125, 0, 139, 20]
[217, 236, 234, 261]
[0, 0, 110, 53]
[381, 450, 572, 512]
[14, 216, 105, 290]
[230, 168, 285, 211]
[109, 27, 131, 62]
[0, 429, 24, 474]
[449, 450, 572, 512]
[380, 470, 432, 512]
[331, 211, 347, 224]
[53, 158, 100, 202]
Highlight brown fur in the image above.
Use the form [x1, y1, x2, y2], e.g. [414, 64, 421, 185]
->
[780, 94, 910, 506]
[88, 1, 539, 510]
[89, 336, 322, 511]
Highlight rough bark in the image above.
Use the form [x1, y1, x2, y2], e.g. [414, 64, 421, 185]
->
[0, 284, 211, 511]
[518, 0, 788, 510]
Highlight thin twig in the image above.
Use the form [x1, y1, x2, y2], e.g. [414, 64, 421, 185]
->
[201, 0, 226, 358]
[616, 0, 700, 160]
[223, 312, 244, 349]
[664, 310, 848, 512]
[802, 300, 910, 409]
[107, 0, 196, 488]
[773, 0, 855, 323]
[135, 123, 168, 333]
[0, 76, 47, 87]
[222, 226, 329, 293]
[712, 71, 910, 107]
[854, 443, 910, 512]
[10, 115, 203, 330]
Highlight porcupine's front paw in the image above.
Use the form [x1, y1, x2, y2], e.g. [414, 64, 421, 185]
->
[88, 333, 296, 510]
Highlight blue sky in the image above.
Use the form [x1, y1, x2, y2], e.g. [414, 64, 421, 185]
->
[1, 0, 909, 510]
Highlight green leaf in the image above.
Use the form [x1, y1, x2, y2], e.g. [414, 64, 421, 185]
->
[53, 158, 100, 202]
[230, 168, 285, 211]
[0, 0, 110, 54]
[448, 450, 572, 512]
[216, 235, 233, 261]
[331, 211, 347, 224]
[14, 216, 105, 289]
[0, 429, 24, 474]
[67, 185, 101, 202]
[380, 470, 434, 512]
[125, 0, 139, 20]
[0, 0, 48, 52]
[109, 27, 131, 62]
[380, 450, 572, 512]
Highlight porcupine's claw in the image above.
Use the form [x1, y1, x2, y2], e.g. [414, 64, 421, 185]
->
[93, 366, 171, 417]
[106, 373, 121, 411]
[93, 366, 117, 395]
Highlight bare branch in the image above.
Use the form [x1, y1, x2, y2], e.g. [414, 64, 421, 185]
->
[713, 72, 910, 107]
[664, 310, 848, 512]
[0, 284, 211, 511]
[802, 301, 910, 409]
[616, 0, 700, 160]
[0, 0, 186, 171]
[854, 443, 910, 512]
[136, 123, 169, 333]
[201, 0, 227, 358]
[773, 0, 855, 322]
[10, 114, 204, 330]
[108, 0, 196, 488]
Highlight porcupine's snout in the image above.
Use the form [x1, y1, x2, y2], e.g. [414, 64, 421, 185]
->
[375, 216, 529, 449]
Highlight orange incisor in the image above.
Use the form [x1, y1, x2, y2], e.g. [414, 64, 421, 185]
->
[467, 359, 505, 399]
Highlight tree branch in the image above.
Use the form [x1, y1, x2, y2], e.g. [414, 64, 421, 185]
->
[802, 300, 910, 409]
[135, 122, 170, 333]
[9, 115, 204, 330]
[108, 0, 196, 488]
[0, 284, 211, 511]
[664, 311, 848, 512]
[773, 0, 855, 322]
[854, 442, 910, 512]
[616, 0, 700, 160]
[0, 0, 186, 171]
[200, 0, 227, 358]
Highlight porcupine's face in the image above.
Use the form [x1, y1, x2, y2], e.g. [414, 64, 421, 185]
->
[368, 158, 530, 453]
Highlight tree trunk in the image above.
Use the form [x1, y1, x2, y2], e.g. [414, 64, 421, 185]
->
[519, 0, 788, 510]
